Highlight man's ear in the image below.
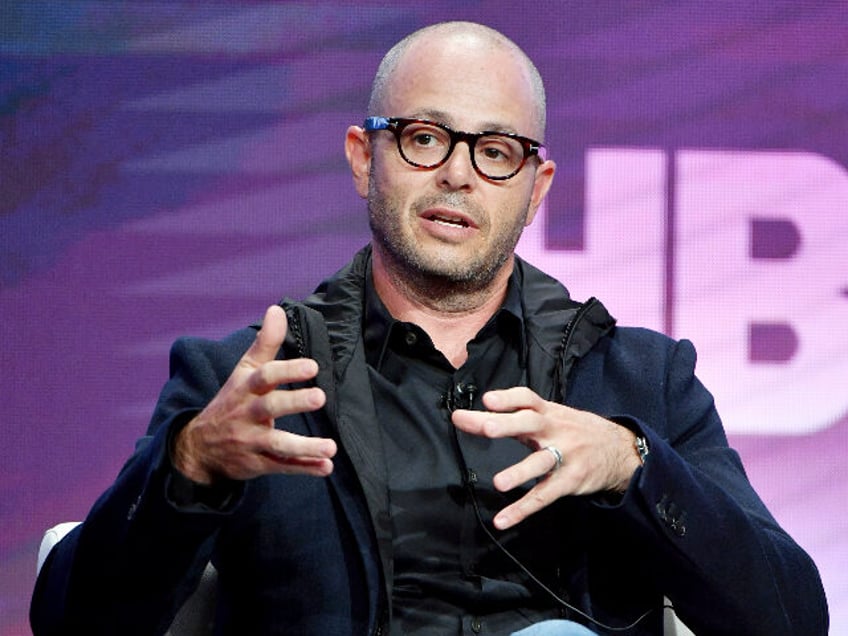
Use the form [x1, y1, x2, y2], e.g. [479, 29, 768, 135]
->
[524, 159, 556, 226]
[345, 125, 371, 199]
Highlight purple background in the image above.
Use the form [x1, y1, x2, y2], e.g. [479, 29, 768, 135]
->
[2, 2, 847, 633]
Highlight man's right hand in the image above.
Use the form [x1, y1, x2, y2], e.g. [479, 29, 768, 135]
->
[173, 305, 337, 485]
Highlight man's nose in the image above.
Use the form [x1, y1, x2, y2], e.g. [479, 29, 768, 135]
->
[436, 141, 476, 190]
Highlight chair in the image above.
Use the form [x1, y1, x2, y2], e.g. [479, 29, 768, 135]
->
[37, 522, 216, 636]
[37, 522, 694, 635]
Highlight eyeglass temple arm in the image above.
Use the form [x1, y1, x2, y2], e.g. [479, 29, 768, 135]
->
[363, 116, 390, 131]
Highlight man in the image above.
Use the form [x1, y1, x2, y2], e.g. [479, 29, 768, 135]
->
[31, 21, 827, 635]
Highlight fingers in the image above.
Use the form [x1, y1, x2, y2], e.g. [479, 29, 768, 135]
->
[452, 387, 639, 529]
[248, 385, 326, 421]
[178, 411, 338, 483]
[257, 429, 338, 477]
[174, 305, 334, 483]
[493, 478, 560, 530]
[246, 305, 289, 367]
[491, 447, 567, 529]
[191, 427, 338, 482]
[267, 431, 336, 466]
[451, 387, 548, 440]
[492, 447, 558, 492]
[242, 307, 322, 402]
[264, 428, 336, 460]
[482, 386, 544, 413]
[247, 358, 321, 396]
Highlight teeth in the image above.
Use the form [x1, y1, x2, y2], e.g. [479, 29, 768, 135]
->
[431, 215, 467, 227]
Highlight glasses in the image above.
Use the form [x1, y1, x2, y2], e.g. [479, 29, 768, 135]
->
[363, 116, 547, 181]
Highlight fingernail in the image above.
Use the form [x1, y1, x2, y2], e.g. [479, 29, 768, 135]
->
[308, 389, 324, 407]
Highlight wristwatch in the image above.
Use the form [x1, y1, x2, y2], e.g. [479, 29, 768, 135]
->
[634, 436, 650, 465]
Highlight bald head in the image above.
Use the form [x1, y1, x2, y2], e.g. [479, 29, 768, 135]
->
[367, 22, 547, 139]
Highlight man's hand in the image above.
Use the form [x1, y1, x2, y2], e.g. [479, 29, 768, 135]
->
[451, 387, 641, 530]
[173, 305, 337, 485]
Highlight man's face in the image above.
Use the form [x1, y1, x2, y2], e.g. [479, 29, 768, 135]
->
[361, 36, 554, 291]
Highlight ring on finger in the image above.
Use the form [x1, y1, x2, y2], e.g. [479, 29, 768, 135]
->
[543, 445, 564, 473]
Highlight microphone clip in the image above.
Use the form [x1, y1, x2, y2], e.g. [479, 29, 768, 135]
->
[443, 382, 477, 412]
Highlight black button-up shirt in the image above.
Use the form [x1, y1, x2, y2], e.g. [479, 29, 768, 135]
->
[364, 271, 573, 635]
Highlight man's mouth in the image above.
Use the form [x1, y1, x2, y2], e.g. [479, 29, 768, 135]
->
[428, 213, 468, 228]
[423, 209, 477, 229]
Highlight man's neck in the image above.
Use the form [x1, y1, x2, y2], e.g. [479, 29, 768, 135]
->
[371, 250, 513, 368]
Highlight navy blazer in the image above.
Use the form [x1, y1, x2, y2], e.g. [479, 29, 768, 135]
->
[31, 248, 828, 635]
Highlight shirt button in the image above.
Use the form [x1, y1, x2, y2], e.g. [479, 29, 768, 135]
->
[404, 330, 418, 346]
[471, 616, 482, 633]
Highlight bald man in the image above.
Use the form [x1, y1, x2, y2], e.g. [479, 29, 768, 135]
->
[32, 22, 827, 636]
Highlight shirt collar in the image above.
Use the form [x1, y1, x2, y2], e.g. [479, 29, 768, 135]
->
[363, 264, 527, 370]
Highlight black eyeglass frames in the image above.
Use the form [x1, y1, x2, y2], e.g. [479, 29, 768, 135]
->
[363, 116, 547, 181]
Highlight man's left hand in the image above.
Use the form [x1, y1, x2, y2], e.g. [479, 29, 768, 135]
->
[451, 387, 641, 530]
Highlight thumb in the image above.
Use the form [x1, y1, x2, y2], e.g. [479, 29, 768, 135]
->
[249, 305, 288, 364]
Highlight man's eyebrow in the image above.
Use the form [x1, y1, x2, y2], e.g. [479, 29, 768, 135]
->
[408, 108, 452, 124]
[479, 121, 519, 135]
[407, 109, 519, 135]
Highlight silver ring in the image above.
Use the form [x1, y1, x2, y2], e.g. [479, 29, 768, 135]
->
[544, 445, 564, 472]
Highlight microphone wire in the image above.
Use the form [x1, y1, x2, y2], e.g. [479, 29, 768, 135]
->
[447, 403, 668, 633]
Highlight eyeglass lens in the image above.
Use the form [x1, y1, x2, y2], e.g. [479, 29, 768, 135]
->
[398, 121, 528, 179]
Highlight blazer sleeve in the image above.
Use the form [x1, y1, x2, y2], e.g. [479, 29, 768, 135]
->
[30, 330, 254, 635]
[586, 333, 828, 635]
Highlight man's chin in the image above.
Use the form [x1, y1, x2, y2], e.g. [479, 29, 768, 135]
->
[374, 236, 505, 289]
[410, 254, 503, 291]
[406, 250, 481, 282]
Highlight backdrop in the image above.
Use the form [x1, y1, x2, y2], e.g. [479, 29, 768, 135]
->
[2, 2, 846, 633]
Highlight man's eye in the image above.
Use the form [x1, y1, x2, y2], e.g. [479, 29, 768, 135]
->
[405, 125, 446, 148]
[412, 133, 436, 146]
[478, 140, 517, 163]
[482, 146, 506, 160]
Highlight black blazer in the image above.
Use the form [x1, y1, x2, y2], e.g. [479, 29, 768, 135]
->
[32, 248, 828, 635]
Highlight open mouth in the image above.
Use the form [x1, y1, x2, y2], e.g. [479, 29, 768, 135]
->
[425, 214, 471, 227]
[424, 210, 475, 229]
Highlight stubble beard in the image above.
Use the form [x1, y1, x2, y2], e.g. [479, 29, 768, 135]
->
[367, 181, 528, 309]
